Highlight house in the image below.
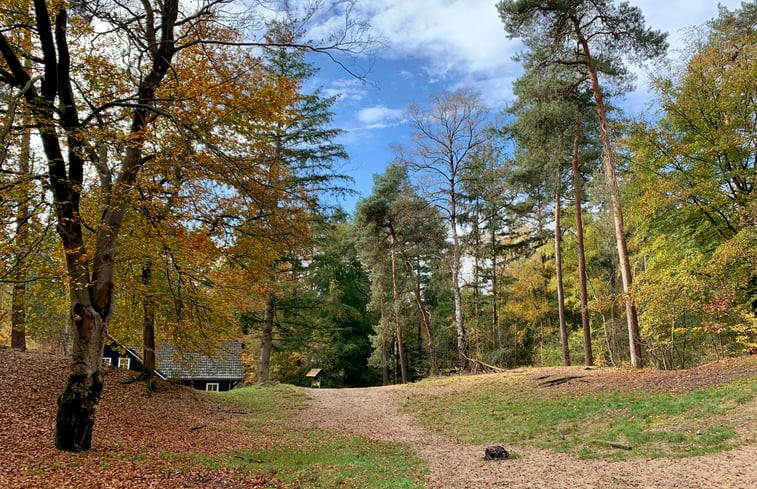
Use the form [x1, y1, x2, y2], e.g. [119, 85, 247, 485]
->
[103, 337, 244, 392]
[156, 342, 244, 392]
[102, 340, 146, 373]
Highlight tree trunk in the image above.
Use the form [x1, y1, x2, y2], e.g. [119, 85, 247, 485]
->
[379, 296, 390, 386]
[11, 125, 31, 351]
[576, 30, 642, 368]
[141, 261, 155, 391]
[11, 281, 27, 350]
[472, 196, 481, 321]
[60, 319, 72, 356]
[572, 120, 593, 366]
[450, 194, 469, 370]
[258, 293, 275, 384]
[55, 303, 107, 451]
[554, 172, 570, 366]
[390, 243, 408, 384]
[397, 243, 437, 375]
[491, 216, 499, 350]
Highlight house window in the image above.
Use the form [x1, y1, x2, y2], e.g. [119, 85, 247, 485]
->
[118, 357, 130, 369]
[206, 383, 220, 392]
[102, 357, 112, 366]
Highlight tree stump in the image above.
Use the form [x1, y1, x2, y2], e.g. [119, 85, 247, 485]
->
[484, 445, 509, 460]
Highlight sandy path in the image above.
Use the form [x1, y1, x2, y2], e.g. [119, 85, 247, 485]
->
[298, 385, 757, 489]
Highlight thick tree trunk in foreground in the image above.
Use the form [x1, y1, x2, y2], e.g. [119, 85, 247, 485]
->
[55, 304, 107, 451]
[572, 120, 593, 366]
[554, 174, 570, 366]
[258, 293, 275, 384]
[576, 30, 642, 368]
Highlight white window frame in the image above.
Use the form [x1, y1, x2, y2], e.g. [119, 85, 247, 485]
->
[102, 357, 112, 366]
[206, 382, 220, 392]
[118, 357, 131, 369]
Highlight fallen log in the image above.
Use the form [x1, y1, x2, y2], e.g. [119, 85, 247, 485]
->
[592, 439, 632, 450]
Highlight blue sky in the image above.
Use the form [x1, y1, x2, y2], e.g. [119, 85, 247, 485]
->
[302, 0, 743, 214]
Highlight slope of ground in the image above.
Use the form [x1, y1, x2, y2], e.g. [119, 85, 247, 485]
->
[2, 348, 756, 488]
[298, 356, 757, 489]
[0, 348, 282, 489]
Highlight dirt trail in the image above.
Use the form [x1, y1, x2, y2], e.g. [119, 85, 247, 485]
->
[298, 380, 757, 488]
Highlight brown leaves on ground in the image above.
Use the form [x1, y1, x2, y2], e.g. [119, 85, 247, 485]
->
[426, 355, 757, 397]
[523, 354, 757, 394]
[0, 348, 285, 489]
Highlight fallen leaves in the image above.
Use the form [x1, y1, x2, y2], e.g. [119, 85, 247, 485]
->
[0, 348, 286, 488]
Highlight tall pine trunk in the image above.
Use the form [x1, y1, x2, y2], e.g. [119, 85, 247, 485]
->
[572, 120, 593, 366]
[379, 296, 390, 386]
[576, 31, 642, 368]
[390, 241, 408, 384]
[397, 243, 437, 375]
[490, 215, 499, 350]
[258, 293, 275, 384]
[554, 171, 570, 366]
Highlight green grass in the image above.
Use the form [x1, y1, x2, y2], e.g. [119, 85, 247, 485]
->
[164, 384, 426, 488]
[404, 376, 756, 460]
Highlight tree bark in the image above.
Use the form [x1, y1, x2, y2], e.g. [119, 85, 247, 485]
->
[396, 241, 437, 375]
[554, 171, 570, 366]
[390, 242, 408, 384]
[258, 293, 275, 384]
[379, 296, 390, 386]
[450, 189, 469, 370]
[55, 301, 107, 451]
[490, 215, 499, 350]
[572, 120, 593, 366]
[575, 27, 642, 368]
[11, 122, 31, 351]
[141, 261, 155, 390]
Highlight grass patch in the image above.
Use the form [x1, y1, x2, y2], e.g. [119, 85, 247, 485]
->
[405, 375, 756, 460]
[171, 384, 427, 488]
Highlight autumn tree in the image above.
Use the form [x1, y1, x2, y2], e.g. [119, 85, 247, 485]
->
[404, 89, 489, 370]
[498, 0, 668, 367]
[0, 0, 368, 451]
[624, 3, 757, 364]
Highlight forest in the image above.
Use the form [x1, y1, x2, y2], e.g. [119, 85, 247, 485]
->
[0, 0, 754, 452]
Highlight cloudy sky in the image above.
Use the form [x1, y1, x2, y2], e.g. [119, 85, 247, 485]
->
[302, 0, 744, 212]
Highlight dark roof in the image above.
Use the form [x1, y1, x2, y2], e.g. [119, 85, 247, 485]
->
[156, 341, 244, 381]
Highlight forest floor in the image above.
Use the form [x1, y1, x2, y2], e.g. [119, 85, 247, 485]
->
[299, 357, 757, 489]
[0, 348, 279, 488]
[1, 348, 755, 488]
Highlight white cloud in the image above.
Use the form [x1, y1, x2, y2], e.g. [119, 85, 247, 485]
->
[320, 77, 368, 102]
[355, 0, 742, 108]
[355, 105, 404, 129]
[358, 0, 521, 76]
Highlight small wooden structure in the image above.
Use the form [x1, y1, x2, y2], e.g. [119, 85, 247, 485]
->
[305, 368, 323, 388]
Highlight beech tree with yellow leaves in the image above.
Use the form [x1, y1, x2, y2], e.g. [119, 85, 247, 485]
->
[0, 0, 369, 452]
